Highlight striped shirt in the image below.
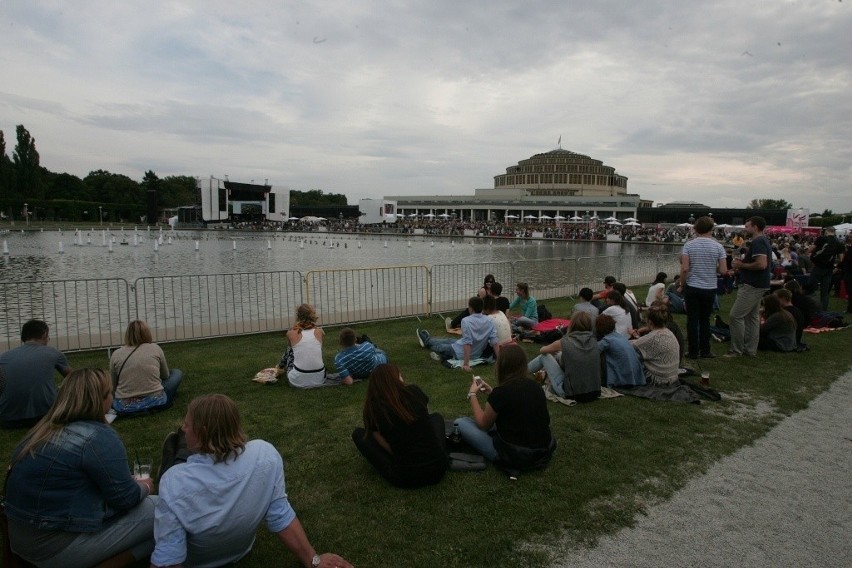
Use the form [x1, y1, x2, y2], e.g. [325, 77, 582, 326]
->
[682, 237, 726, 290]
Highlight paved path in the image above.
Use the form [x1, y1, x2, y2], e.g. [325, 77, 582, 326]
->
[551, 369, 852, 568]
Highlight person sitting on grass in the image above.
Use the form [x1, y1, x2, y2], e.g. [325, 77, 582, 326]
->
[278, 304, 343, 388]
[417, 296, 499, 372]
[447, 274, 496, 330]
[527, 311, 600, 402]
[645, 272, 668, 307]
[612, 282, 640, 329]
[490, 281, 511, 314]
[774, 289, 805, 350]
[632, 300, 686, 365]
[571, 287, 599, 328]
[351, 364, 448, 489]
[110, 319, 183, 416]
[4, 369, 156, 567]
[601, 290, 634, 338]
[454, 344, 555, 474]
[596, 314, 645, 388]
[758, 294, 797, 353]
[333, 327, 388, 385]
[784, 279, 819, 327]
[631, 303, 681, 386]
[508, 282, 538, 331]
[590, 275, 617, 310]
[152, 394, 352, 568]
[483, 294, 512, 346]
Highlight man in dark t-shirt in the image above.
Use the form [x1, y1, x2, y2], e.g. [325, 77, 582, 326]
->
[726, 217, 772, 358]
[808, 228, 842, 310]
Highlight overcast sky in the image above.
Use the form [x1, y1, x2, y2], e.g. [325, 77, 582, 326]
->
[2, 1, 850, 213]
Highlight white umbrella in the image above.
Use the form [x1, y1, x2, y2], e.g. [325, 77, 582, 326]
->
[553, 215, 566, 220]
[607, 220, 622, 226]
[438, 213, 450, 218]
[677, 222, 692, 228]
[539, 215, 553, 220]
[625, 221, 641, 227]
[423, 213, 435, 218]
[287, 217, 300, 221]
[569, 215, 583, 221]
[603, 216, 618, 222]
[506, 214, 519, 219]
[590, 215, 600, 220]
[624, 217, 639, 222]
[407, 213, 419, 218]
[524, 215, 538, 220]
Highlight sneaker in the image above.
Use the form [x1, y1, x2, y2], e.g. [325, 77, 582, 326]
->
[445, 317, 454, 332]
[430, 351, 442, 362]
[416, 328, 429, 348]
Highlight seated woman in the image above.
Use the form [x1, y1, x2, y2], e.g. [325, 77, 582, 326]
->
[351, 364, 448, 489]
[633, 300, 685, 364]
[110, 320, 183, 415]
[601, 290, 634, 338]
[508, 282, 539, 331]
[455, 344, 555, 474]
[449, 274, 495, 329]
[4, 368, 156, 567]
[645, 272, 668, 307]
[527, 311, 600, 402]
[596, 314, 645, 387]
[758, 294, 797, 352]
[278, 303, 342, 388]
[631, 304, 681, 386]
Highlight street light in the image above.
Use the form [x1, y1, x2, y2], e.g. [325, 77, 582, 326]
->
[99, 206, 103, 226]
[24, 203, 28, 227]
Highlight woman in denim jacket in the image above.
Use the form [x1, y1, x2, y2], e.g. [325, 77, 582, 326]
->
[4, 369, 157, 567]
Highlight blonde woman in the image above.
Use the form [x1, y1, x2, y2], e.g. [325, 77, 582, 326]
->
[4, 369, 157, 567]
[278, 304, 342, 388]
[110, 320, 183, 415]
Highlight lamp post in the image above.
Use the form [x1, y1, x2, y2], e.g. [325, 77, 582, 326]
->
[24, 203, 28, 227]
[99, 206, 103, 226]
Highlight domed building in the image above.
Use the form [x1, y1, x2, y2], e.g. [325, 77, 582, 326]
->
[372, 148, 641, 224]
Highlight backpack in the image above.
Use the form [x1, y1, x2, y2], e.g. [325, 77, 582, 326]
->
[811, 236, 841, 266]
[537, 304, 552, 322]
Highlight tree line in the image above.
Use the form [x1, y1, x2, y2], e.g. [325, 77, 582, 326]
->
[0, 124, 345, 223]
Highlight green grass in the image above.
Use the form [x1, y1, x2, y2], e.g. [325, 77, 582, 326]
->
[2, 290, 850, 567]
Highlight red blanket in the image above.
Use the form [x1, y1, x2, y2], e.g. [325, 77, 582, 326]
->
[532, 318, 570, 332]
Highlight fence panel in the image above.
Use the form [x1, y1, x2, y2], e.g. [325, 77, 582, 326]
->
[0, 279, 131, 351]
[509, 258, 579, 301]
[430, 262, 514, 313]
[134, 272, 303, 342]
[305, 266, 429, 325]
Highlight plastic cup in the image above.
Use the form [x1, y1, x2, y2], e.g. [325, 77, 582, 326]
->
[135, 459, 153, 480]
[700, 371, 710, 386]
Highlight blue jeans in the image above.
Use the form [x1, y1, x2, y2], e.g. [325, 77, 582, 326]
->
[425, 337, 457, 360]
[513, 316, 538, 330]
[113, 369, 183, 415]
[454, 417, 498, 461]
[528, 354, 565, 397]
[684, 286, 716, 356]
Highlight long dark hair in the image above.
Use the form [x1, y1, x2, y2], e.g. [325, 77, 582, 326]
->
[495, 344, 530, 385]
[363, 364, 416, 431]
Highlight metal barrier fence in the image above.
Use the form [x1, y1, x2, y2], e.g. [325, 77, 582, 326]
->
[1, 253, 683, 351]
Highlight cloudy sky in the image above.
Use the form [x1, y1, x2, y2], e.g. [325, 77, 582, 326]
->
[1, 1, 850, 213]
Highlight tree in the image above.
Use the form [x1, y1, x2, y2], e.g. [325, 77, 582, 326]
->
[13, 124, 45, 199]
[159, 175, 198, 207]
[83, 169, 143, 205]
[747, 198, 793, 210]
[0, 129, 10, 198]
[289, 189, 347, 206]
[44, 171, 87, 200]
[822, 209, 833, 217]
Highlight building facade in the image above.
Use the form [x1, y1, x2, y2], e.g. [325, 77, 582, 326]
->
[380, 149, 640, 223]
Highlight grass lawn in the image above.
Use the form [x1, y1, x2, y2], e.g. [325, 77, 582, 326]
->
[2, 288, 850, 567]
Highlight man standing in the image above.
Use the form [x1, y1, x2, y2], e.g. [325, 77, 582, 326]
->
[0, 319, 71, 429]
[680, 216, 727, 359]
[726, 216, 772, 358]
[808, 227, 842, 310]
[417, 296, 498, 372]
[151, 394, 352, 568]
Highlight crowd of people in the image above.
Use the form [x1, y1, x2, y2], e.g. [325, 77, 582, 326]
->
[0, 214, 847, 567]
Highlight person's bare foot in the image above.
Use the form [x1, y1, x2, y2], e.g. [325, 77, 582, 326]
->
[342, 376, 354, 386]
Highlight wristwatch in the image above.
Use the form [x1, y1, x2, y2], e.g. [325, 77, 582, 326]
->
[311, 554, 321, 567]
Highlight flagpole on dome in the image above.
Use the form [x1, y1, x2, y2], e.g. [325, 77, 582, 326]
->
[557, 135, 562, 150]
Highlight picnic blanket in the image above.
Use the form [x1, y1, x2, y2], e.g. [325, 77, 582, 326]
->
[533, 318, 570, 332]
[543, 384, 622, 406]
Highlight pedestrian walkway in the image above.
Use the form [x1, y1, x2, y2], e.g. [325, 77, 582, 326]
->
[551, 369, 852, 568]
